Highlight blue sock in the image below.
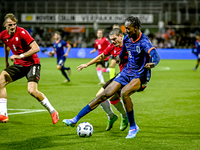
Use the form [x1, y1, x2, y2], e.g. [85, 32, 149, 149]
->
[126, 110, 136, 130]
[61, 69, 70, 80]
[73, 104, 92, 123]
[62, 66, 70, 70]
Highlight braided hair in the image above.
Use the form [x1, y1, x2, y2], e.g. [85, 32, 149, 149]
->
[125, 16, 141, 29]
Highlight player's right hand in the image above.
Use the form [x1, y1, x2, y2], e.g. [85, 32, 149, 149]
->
[76, 64, 88, 71]
[10, 55, 21, 61]
[48, 51, 53, 57]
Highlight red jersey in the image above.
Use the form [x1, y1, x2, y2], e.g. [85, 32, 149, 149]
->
[94, 37, 110, 61]
[0, 26, 40, 66]
[103, 44, 128, 72]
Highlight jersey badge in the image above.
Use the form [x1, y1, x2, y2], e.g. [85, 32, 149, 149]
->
[22, 31, 25, 34]
[6, 39, 8, 42]
[16, 37, 18, 41]
[136, 46, 141, 53]
[58, 43, 62, 47]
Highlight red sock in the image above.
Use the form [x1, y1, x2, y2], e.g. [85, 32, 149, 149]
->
[110, 99, 120, 105]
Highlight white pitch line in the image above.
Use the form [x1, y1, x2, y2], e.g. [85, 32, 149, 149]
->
[155, 66, 170, 71]
[8, 108, 46, 115]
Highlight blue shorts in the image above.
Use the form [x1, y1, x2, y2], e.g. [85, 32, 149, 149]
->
[57, 56, 66, 66]
[114, 72, 148, 92]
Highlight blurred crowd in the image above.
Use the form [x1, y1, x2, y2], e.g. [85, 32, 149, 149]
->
[26, 27, 97, 49]
[0, 25, 199, 49]
[146, 27, 198, 49]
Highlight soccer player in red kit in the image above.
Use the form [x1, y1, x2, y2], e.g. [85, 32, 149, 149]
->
[0, 13, 59, 124]
[90, 29, 110, 85]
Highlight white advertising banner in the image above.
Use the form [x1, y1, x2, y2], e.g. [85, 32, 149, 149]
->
[21, 14, 153, 23]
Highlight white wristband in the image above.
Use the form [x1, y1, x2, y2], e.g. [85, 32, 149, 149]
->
[19, 54, 25, 58]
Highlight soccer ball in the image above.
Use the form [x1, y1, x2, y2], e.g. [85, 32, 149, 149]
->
[77, 122, 93, 137]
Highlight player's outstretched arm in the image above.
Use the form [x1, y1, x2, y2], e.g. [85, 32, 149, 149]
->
[90, 48, 97, 54]
[77, 64, 88, 71]
[64, 44, 72, 57]
[77, 53, 108, 71]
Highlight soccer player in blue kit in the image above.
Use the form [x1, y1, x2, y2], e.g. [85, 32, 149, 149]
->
[63, 16, 160, 139]
[50, 31, 71, 82]
[192, 34, 200, 71]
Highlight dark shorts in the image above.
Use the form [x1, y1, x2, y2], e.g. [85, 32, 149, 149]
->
[114, 72, 147, 92]
[57, 56, 66, 66]
[4, 64, 41, 83]
[96, 60, 109, 68]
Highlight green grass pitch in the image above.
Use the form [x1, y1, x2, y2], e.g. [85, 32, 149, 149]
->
[0, 57, 200, 150]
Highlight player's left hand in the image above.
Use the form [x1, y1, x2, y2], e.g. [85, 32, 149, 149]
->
[64, 53, 68, 57]
[10, 55, 21, 61]
[77, 64, 88, 71]
[144, 63, 155, 69]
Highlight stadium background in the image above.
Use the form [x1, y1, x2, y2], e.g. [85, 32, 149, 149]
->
[0, 1, 200, 150]
[0, 0, 200, 59]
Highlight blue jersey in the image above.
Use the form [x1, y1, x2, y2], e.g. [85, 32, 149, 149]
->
[194, 40, 200, 55]
[120, 32, 156, 82]
[53, 40, 67, 59]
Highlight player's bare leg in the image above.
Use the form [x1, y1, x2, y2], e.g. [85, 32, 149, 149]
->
[63, 81, 121, 127]
[97, 88, 115, 121]
[109, 93, 128, 131]
[121, 78, 141, 138]
[97, 85, 128, 131]
[0, 71, 12, 123]
[193, 58, 200, 71]
[89, 81, 121, 109]
[27, 82, 59, 124]
[97, 87, 118, 131]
